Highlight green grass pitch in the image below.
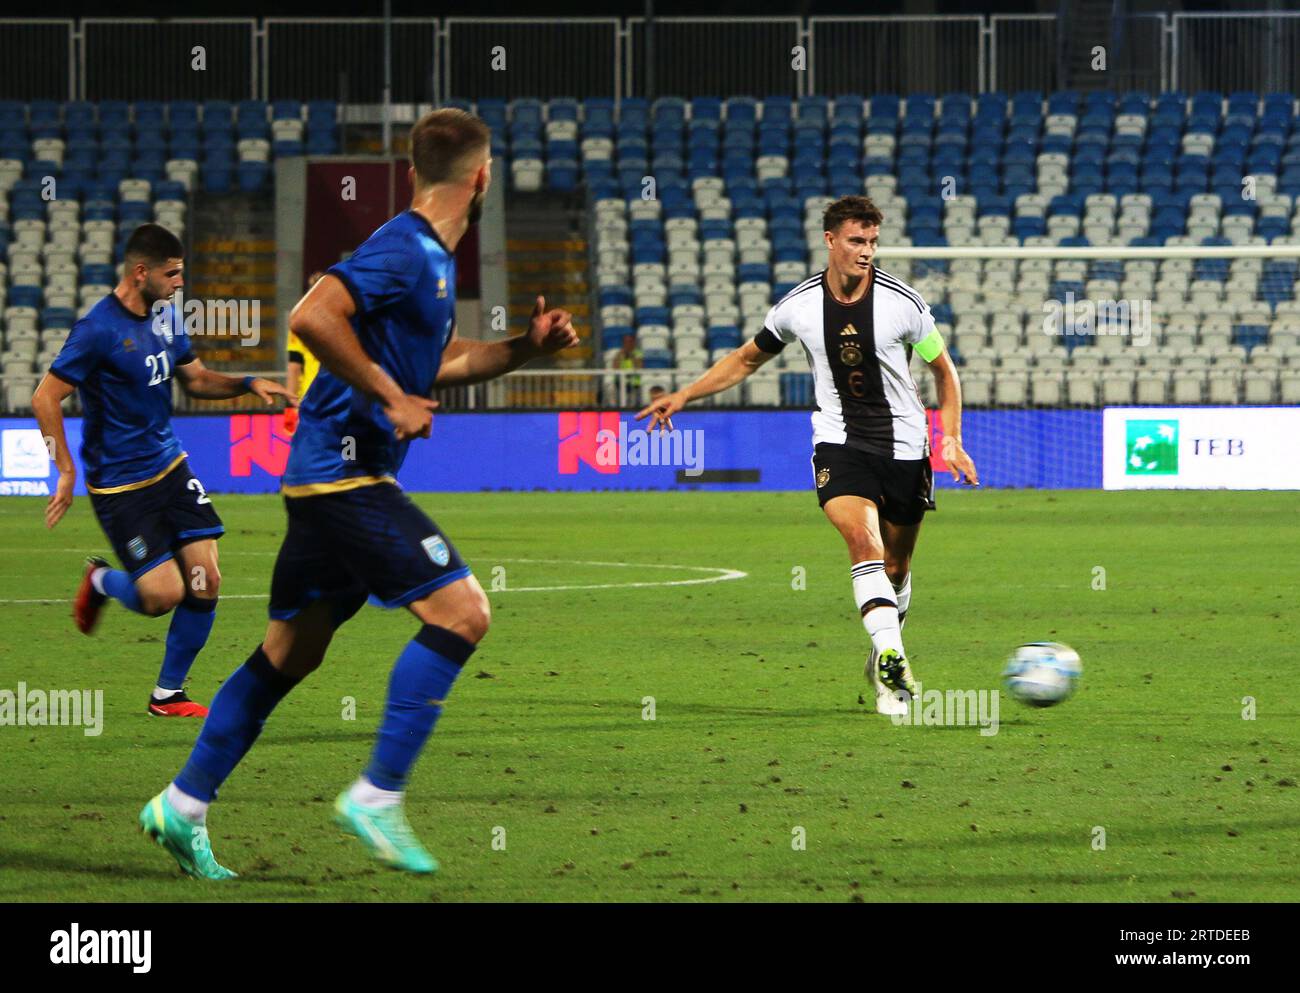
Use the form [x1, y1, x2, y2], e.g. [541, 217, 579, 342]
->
[1, 489, 1297, 902]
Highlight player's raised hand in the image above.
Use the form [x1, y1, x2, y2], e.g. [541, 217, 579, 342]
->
[942, 435, 980, 486]
[249, 377, 299, 408]
[384, 394, 440, 440]
[635, 389, 686, 433]
[45, 471, 74, 530]
[527, 296, 580, 353]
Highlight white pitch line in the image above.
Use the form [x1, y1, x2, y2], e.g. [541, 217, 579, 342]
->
[0, 558, 748, 603]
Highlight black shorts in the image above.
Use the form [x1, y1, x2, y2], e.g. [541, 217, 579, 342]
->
[812, 443, 935, 525]
[268, 482, 471, 623]
[88, 458, 225, 579]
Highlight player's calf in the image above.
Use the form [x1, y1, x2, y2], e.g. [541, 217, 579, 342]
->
[135, 565, 186, 617]
[341, 592, 483, 872]
[338, 624, 475, 873]
[149, 592, 219, 717]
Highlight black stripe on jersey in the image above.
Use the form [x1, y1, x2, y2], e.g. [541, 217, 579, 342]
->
[783, 271, 824, 295]
[873, 270, 925, 313]
[820, 271, 893, 457]
[873, 268, 924, 306]
[774, 274, 823, 309]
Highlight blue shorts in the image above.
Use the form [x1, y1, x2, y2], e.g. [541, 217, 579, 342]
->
[268, 482, 471, 622]
[88, 459, 225, 579]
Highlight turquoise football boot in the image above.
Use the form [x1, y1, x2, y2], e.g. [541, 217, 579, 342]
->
[139, 791, 237, 881]
[333, 791, 438, 874]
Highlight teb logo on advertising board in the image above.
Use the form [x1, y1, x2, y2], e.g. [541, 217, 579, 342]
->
[1126, 419, 1179, 475]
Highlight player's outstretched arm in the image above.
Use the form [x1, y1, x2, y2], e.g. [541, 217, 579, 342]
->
[434, 295, 579, 387]
[175, 356, 298, 406]
[925, 348, 979, 485]
[635, 338, 775, 431]
[291, 274, 437, 439]
[31, 373, 78, 529]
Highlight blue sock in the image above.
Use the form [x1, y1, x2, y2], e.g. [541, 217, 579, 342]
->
[101, 568, 146, 614]
[364, 625, 475, 792]
[174, 647, 299, 802]
[158, 594, 217, 691]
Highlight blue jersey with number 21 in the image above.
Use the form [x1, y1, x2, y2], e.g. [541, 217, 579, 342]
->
[49, 293, 194, 491]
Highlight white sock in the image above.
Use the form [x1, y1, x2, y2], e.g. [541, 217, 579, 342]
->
[152, 686, 179, 701]
[852, 560, 904, 657]
[864, 605, 905, 657]
[90, 567, 109, 595]
[348, 776, 403, 809]
[166, 782, 209, 824]
[893, 572, 912, 627]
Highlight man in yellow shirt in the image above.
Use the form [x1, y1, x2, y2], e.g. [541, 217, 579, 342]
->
[284, 272, 324, 433]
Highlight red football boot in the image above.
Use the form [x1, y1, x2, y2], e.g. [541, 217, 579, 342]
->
[147, 691, 210, 718]
[73, 556, 110, 635]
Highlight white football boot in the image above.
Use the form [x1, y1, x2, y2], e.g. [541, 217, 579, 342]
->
[867, 646, 909, 716]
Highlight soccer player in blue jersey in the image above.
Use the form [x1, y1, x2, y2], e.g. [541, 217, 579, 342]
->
[138, 109, 579, 879]
[32, 223, 296, 717]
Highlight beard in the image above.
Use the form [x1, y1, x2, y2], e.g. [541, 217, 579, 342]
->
[467, 189, 484, 226]
[141, 283, 170, 309]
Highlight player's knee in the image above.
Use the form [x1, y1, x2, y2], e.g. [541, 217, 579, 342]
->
[459, 589, 491, 644]
[845, 531, 880, 563]
[187, 564, 221, 598]
[141, 586, 183, 616]
[885, 558, 910, 587]
[281, 648, 326, 680]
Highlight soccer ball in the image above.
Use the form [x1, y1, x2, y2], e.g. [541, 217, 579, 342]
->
[1002, 642, 1081, 707]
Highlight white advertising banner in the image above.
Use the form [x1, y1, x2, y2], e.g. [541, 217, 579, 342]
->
[1103, 406, 1300, 490]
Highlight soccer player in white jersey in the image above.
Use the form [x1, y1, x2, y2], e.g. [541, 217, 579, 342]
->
[637, 196, 978, 714]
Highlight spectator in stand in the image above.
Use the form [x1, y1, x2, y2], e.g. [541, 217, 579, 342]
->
[609, 333, 642, 406]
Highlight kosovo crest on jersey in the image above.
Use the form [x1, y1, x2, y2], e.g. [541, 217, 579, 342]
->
[152, 312, 174, 346]
[422, 534, 450, 566]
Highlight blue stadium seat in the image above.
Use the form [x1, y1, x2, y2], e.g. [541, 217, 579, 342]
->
[599, 288, 633, 309]
[306, 101, 337, 126]
[237, 161, 269, 193]
[780, 372, 813, 406]
[706, 326, 742, 350]
[41, 307, 76, 329]
[1232, 325, 1270, 352]
[202, 164, 233, 193]
[63, 102, 96, 128]
[601, 325, 634, 351]
[8, 286, 43, 308]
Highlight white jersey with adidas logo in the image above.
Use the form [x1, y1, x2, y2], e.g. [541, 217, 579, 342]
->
[761, 266, 936, 460]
